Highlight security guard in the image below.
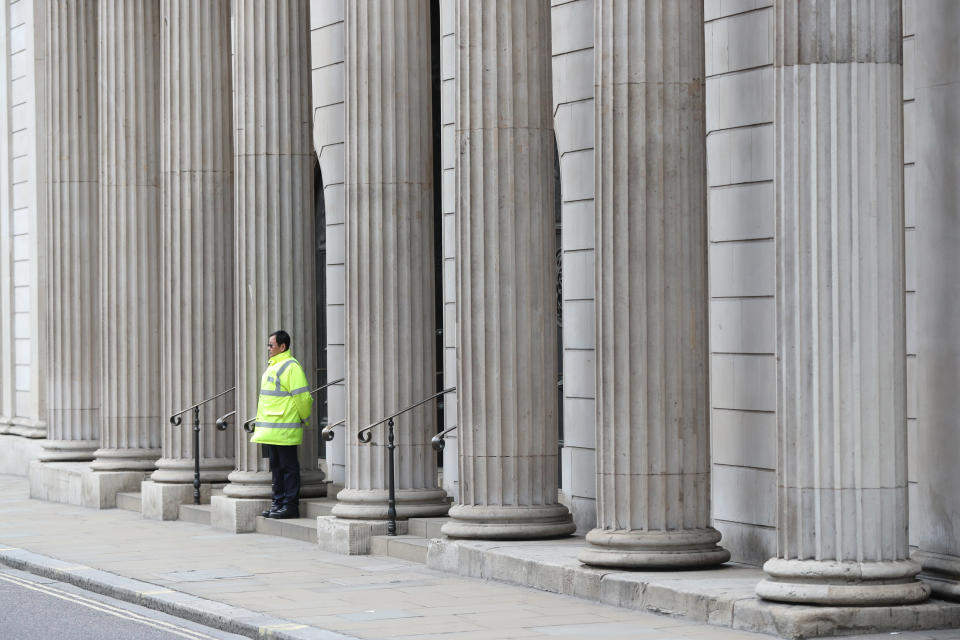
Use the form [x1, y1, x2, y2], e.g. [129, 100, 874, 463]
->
[251, 329, 312, 519]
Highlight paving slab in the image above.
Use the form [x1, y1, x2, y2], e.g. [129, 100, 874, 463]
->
[0, 474, 958, 640]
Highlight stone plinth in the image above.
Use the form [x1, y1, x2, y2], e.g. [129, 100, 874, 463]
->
[210, 495, 271, 534]
[757, 0, 927, 606]
[317, 516, 408, 556]
[443, 0, 573, 541]
[140, 480, 214, 521]
[28, 461, 146, 509]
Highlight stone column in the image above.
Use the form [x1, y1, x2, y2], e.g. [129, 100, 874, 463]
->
[331, 0, 447, 520]
[756, 0, 928, 605]
[441, 0, 573, 539]
[223, 0, 322, 501]
[913, 0, 960, 601]
[148, 0, 234, 507]
[40, 0, 100, 462]
[578, 0, 728, 568]
[90, 0, 162, 472]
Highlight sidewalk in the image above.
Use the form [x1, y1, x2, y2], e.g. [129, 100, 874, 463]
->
[0, 474, 956, 640]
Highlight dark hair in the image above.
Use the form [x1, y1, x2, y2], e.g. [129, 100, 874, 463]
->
[270, 330, 291, 351]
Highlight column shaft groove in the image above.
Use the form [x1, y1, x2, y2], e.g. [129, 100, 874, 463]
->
[225, 0, 322, 499]
[92, 0, 162, 471]
[579, 0, 728, 569]
[42, 0, 101, 462]
[154, 0, 235, 483]
[442, 0, 573, 540]
[757, 0, 928, 606]
[333, 0, 447, 519]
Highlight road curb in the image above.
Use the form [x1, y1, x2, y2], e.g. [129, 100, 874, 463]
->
[0, 546, 356, 640]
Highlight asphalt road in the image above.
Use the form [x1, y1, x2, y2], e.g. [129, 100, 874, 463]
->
[0, 566, 248, 640]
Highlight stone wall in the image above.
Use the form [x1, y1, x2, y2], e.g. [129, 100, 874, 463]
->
[551, 0, 597, 535]
[704, 0, 777, 566]
[0, 0, 46, 437]
[310, 0, 346, 484]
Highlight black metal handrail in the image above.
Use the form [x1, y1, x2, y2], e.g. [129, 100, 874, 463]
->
[216, 377, 346, 435]
[168, 387, 235, 505]
[357, 386, 455, 441]
[321, 418, 345, 442]
[431, 424, 458, 452]
[356, 386, 455, 536]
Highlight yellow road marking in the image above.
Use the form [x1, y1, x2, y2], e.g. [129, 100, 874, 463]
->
[0, 571, 219, 640]
[139, 588, 174, 595]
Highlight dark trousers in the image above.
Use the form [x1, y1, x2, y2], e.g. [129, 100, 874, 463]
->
[262, 444, 300, 509]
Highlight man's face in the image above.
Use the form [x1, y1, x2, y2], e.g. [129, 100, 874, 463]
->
[267, 335, 284, 358]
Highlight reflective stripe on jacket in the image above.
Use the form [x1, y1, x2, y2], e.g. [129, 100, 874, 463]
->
[250, 350, 312, 446]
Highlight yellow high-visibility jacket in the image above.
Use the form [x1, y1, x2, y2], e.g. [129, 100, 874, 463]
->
[250, 350, 312, 446]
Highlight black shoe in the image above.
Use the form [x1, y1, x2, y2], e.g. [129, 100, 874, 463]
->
[267, 506, 300, 519]
[261, 502, 280, 517]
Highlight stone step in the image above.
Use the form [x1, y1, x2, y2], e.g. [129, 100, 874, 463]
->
[255, 516, 317, 544]
[302, 498, 337, 519]
[407, 517, 448, 539]
[370, 535, 430, 564]
[116, 492, 142, 513]
[178, 504, 211, 525]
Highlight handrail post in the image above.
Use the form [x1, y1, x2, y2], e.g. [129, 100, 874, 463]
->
[387, 417, 396, 536]
[192, 405, 201, 505]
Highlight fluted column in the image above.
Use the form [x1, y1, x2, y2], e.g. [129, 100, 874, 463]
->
[441, 0, 573, 539]
[578, 0, 727, 569]
[332, 0, 447, 520]
[224, 0, 323, 499]
[91, 0, 162, 471]
[756, 0, 928, 605]
[913, 0, 960, 601]
[40, 0, 100, 462]
[152, 0, 234, 484]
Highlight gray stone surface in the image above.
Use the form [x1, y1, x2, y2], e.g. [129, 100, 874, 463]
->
[210, 495, 271, 534]
[226, 0, 323, 500]
[0, 435, 45, 477]
[154, 0, 235, 486]
[581, 0, 727, 570]
[92, 0, 163, 473]
[28, 461, 145, 509]
[445, 0, 573, 541]
[760, 0, 925, 606]
[333, 0, 447, 521]
[141, 480, 211, 521]
[41, 0, 100, 464]
[316, 515, 407, 555]
[427, 537, 960, 639]
[913, 0, 960, 601]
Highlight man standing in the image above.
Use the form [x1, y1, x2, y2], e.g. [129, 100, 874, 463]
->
[251, 330, 312, 519]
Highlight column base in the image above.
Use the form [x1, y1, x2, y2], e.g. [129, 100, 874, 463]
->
[28, 460, 146, 509]
[38, 440, 99, 462]
[150, 457, 234, 484]
[757, 558, 931, 606]
[331, 487, 449, 519]
[579, 527, 730, 569]
[90, 447, 160, 472]
[441, 504, 575, 540]
[913, 550, 960, 601]
[316, 515, 409, 555]
[299, 469, 328, 498]
[221, 469, 272, 499]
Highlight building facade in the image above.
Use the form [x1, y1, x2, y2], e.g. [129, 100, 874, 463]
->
[0, 0, 957, 609]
